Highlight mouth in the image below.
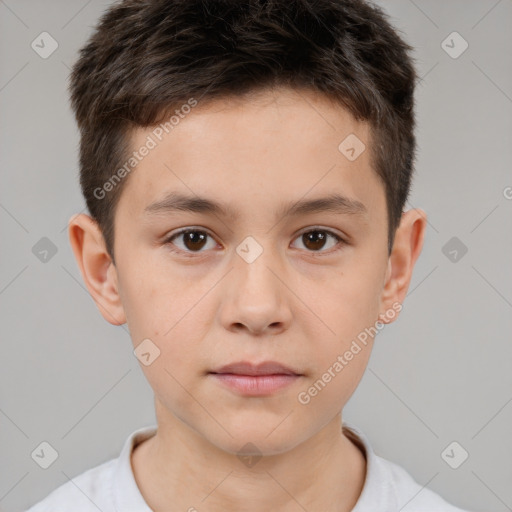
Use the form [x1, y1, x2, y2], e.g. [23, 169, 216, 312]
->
[208, 361, 303, 396]
[211, 361, 301, 376]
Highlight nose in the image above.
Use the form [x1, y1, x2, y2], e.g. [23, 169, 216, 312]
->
[218, 245, 293, 336]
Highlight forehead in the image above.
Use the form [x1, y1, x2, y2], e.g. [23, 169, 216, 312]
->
[116, 87, 384, 226]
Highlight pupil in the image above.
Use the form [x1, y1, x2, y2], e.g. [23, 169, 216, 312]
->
[304, 231, 326, 250]
[185, 231, 206, 250]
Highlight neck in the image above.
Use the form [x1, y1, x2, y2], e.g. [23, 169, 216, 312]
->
[131, 404, 366, 512]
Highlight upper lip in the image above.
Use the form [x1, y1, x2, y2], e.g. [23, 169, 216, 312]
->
[210, 361, 301, 376]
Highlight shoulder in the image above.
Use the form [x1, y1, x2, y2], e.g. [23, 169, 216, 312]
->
[376, 455, 471, 512]
[342, 422, 472, 512]
[25, 458, 117, 512]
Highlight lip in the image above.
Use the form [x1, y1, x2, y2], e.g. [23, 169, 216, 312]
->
[211, 361, 301, 376]
[209, 361, 303, 396]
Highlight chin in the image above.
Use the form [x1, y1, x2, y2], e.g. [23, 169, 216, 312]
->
[203, 420, 308, 458]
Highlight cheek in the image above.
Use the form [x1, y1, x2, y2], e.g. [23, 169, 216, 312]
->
[309, 267, 383, 341]
[139, 357, 197, 427]
[295, 350, 370, 428]
[296, 258, 383, 395]
[117, 253, 207, 342]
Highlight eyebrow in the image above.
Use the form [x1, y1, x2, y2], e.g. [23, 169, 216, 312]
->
[144, 191, 368, 220]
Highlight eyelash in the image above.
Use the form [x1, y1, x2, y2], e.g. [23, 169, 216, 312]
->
[163, 227, 346, 258]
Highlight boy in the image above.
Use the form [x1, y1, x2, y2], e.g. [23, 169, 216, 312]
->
[27, 0, 472, 510]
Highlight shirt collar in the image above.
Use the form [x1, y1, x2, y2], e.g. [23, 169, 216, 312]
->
[343, 420, 398, 511]
[112, 424, 157, 512]
[111, 421, 394, 511]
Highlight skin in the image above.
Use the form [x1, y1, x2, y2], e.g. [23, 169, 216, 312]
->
[68, 86, 426, 512]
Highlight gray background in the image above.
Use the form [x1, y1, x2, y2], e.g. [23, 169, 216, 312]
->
[1, 1, 511, 511]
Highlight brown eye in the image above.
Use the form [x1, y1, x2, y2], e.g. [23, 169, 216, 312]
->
[181, 230, 208, 251]
[165, 229, 216, 254]
[303, 231, 327, 251]
[291, 229, 344, 254]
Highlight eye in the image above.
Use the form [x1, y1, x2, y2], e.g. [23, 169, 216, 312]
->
[164, 227, 346, 257]
[290, 228, 345, 254]
[164, 228, 217, 255]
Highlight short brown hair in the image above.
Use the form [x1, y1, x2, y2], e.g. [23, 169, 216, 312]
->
[69, 0, 417, 263]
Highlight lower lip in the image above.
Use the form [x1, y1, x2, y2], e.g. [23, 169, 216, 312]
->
[210, 373, 300, 396]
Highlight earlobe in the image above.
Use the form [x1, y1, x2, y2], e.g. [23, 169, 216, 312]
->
[67, 213, 126, 326]
[378, 208, 427, 324]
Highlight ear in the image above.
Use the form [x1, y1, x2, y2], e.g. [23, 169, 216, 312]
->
[377, 208, 427, 324]
[68, 213, 126, 326]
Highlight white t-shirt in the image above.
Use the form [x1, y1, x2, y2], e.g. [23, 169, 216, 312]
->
[26, 422, 471, 512]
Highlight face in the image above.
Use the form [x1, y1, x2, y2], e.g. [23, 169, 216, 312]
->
[71, 87, 425, 456]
